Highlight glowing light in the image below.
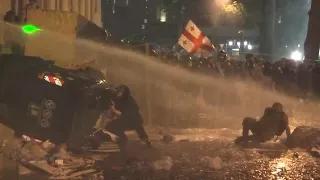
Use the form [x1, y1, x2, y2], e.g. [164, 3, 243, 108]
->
[237, 42, 241, 47]
[248, 44, 253, 50]
[244, 41, 248, 46]
[160, 9, 166, 22]
[291, 50, 302, 61]
[228, 41, 233, 46]
[222, 1, 242, 15]
[22, 24, 41, 34]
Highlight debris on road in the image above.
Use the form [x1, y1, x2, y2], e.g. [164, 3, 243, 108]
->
[310, 147, 320, 157]
[152, 156, 173, 171]
[200, 156, 224, 170]
[161, 135, 175, 143]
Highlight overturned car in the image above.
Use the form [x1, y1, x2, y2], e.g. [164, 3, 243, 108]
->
[0, 54, 115, 147]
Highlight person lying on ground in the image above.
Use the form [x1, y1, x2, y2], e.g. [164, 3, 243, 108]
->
[235, 102, 291, 146]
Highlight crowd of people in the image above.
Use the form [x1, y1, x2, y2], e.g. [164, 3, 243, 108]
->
[153, 50, 320, 101]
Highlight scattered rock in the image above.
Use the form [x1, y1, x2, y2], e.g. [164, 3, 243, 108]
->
[287, 126, 320, 149]
[310, 147, 320, 157]
[152, 156, 173, 171]
[162, 135, 175, 143]
[200, 156, 223, 170]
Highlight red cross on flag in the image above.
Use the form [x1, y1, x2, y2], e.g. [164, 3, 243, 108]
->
[178, 20, 215, 57]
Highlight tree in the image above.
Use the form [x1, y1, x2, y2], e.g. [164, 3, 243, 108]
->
[217, 0, 262, 30]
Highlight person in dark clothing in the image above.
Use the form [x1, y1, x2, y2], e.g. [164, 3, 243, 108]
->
[310, 62, 320, 98]
[243, 53, 256, 80]
[235, 102, 291, 145]
[104, 85, 152, 156]
[262, 60, 273, 77]
[271, 60, 286, 93]
[296, 62, 311, 99]
[281, 60, 297, 97]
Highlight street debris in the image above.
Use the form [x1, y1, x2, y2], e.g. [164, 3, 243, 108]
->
[151, 156, 173, 171]
[1, 128, 320, 179]
[161, 135, 175, 143]
[0, 138, 119, 179]
[200, 156, 224, 170]
[310, 147, 320, 157]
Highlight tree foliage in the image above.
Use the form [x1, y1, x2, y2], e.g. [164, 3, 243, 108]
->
[162, 0, 262, 30]
[218, 0, 262, 29]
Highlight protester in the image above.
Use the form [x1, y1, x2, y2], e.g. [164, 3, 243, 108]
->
[296, 61, 311, 99]
[235, 102, 291, 145]
[102, 85, 152, 160]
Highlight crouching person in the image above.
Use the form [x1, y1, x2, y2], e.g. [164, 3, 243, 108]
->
[104, 85, 152, 157]
[235, 102, 291, 145]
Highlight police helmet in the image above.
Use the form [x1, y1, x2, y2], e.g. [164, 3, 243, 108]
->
[218, 50, 227, 59]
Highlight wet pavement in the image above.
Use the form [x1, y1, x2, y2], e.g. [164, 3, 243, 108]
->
[0, 128, 319, 179]
[102, 128, 320, 180]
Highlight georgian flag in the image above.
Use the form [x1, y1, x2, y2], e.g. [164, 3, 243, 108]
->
[178, 20, 215, 57]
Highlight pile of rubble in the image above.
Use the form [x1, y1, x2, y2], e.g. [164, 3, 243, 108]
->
[1, 139, 120, 179]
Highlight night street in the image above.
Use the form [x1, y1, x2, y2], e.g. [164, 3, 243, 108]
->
[10, 128, 318, 180]
[0, 0, 320, 179]
[101, 128, 320, 180]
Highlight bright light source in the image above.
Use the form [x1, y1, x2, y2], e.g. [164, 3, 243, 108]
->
[22, 24, 41, 34]
[160, 9, 166, 22]
[248, 44, 253, 50]
[298, 44, 300, 48]
[291, 50, 302, 61]
[228, 41, 233, 46]
[244, 41, 248, 46]
[232, 48, 239, 51]
[237, 42, 240, 47]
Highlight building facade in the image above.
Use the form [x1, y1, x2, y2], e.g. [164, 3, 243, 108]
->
[102, 0, 146, 40]
[102, 0, 169, 41]
[2, 0, 102, 27]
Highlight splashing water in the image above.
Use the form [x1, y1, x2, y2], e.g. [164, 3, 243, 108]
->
[2, 22, 320, 131]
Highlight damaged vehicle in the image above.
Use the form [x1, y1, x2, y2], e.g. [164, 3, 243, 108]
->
[0, 54, 115, 148]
